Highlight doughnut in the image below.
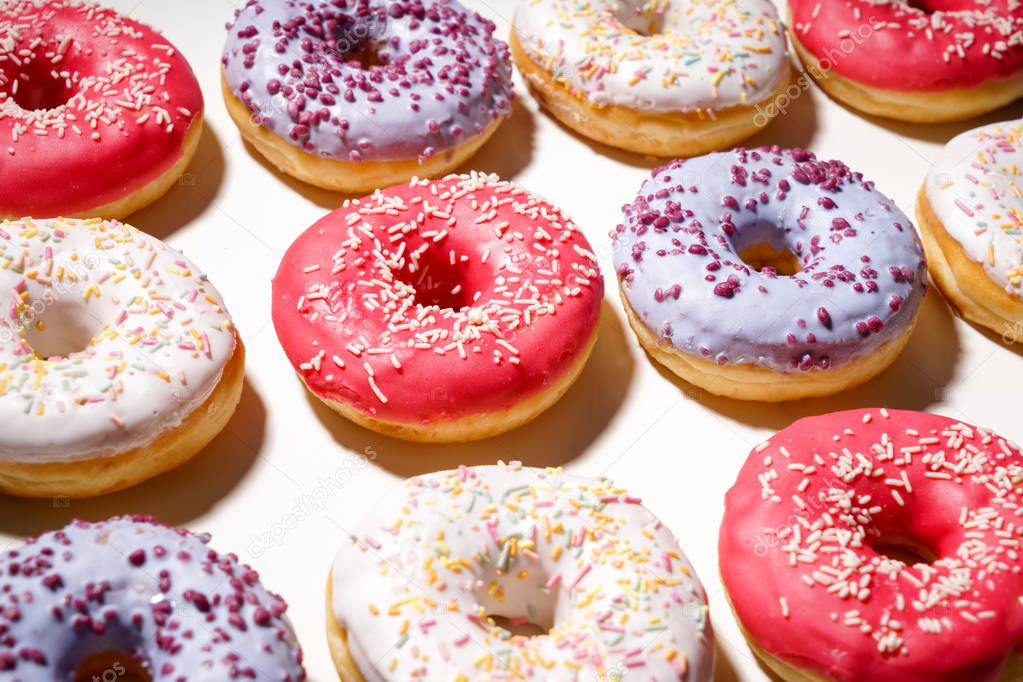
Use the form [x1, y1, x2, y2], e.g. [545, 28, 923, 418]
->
[0, 217, 244, 498]
[719, 408, 1023, 682]
[917, 120, 1023, 337]
[222, 0, 513, 194]
[611, 147, 927, 402]
[789, 0, 1023, 123]
[327, 462, 714, 681]
[511, 0, 792, 156]
[271, 173, 603, 442]
[0, 0, 204, 220]
[0, 515, 306, 679]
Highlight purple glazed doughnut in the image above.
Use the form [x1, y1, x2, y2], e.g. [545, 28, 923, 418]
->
[0, 516, 305, 680]
[221, 0, 514, 193]
[612, 147, 927, 401]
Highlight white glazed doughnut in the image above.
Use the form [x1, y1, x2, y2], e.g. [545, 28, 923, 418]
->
[511, 0, 792, 155]
[917, 120, 1023, 335]
[0, 218, 244, 498]
[327, 462, 714, 681]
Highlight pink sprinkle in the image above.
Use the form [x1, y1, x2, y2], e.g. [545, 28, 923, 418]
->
[568, 564, 592, 590]
[674, 655, 689, 676]
[545, 572, 563, 589]
[954, 198, 975, 217]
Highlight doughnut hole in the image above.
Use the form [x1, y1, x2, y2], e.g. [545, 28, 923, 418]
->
[472, 564, 558, 639]
[21, 298, 104, 360]
[610, 0, 666, 35]
[906, 0, 938, 13]
[394, 242, 477, 310]
[73, 651, 151, 682]
[7, 58, 73, 111]
[730, 222, 804, 276]
[324, 13, 390, 68]
[490, 615, 550, 637]
[737, 242, 802, 276]
[343, 38, 389, 69]
[867, 533, 938, 566]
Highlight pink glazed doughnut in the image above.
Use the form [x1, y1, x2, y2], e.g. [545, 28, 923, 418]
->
[0, 0, 204, 220]
[720, 408, 1023, 682]
[789, 0, 1023, 122]
[0, 516, 305, 680]
[271, 173, 604, 442]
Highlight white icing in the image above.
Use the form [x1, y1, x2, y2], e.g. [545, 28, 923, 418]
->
[331, 463, 714, 681]
[926, 120, 1023, 295]
[0, 218, 236, 463]
[513, 0, 789, 112]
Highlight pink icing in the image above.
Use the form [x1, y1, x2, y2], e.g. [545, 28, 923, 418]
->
[790, 0, 1023, 92]
[720, 408, 1023, 682]
[0, 1, 203, 217]
[271, 174, 603, 425]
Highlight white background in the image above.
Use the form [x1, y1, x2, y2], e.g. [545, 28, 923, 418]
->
[2, 0, 1022, 679]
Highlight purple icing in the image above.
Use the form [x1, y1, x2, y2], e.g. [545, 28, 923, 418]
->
[612, 147, 927, 371]
[0, 516, 305, 680]
[222, 0, 513, 163]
